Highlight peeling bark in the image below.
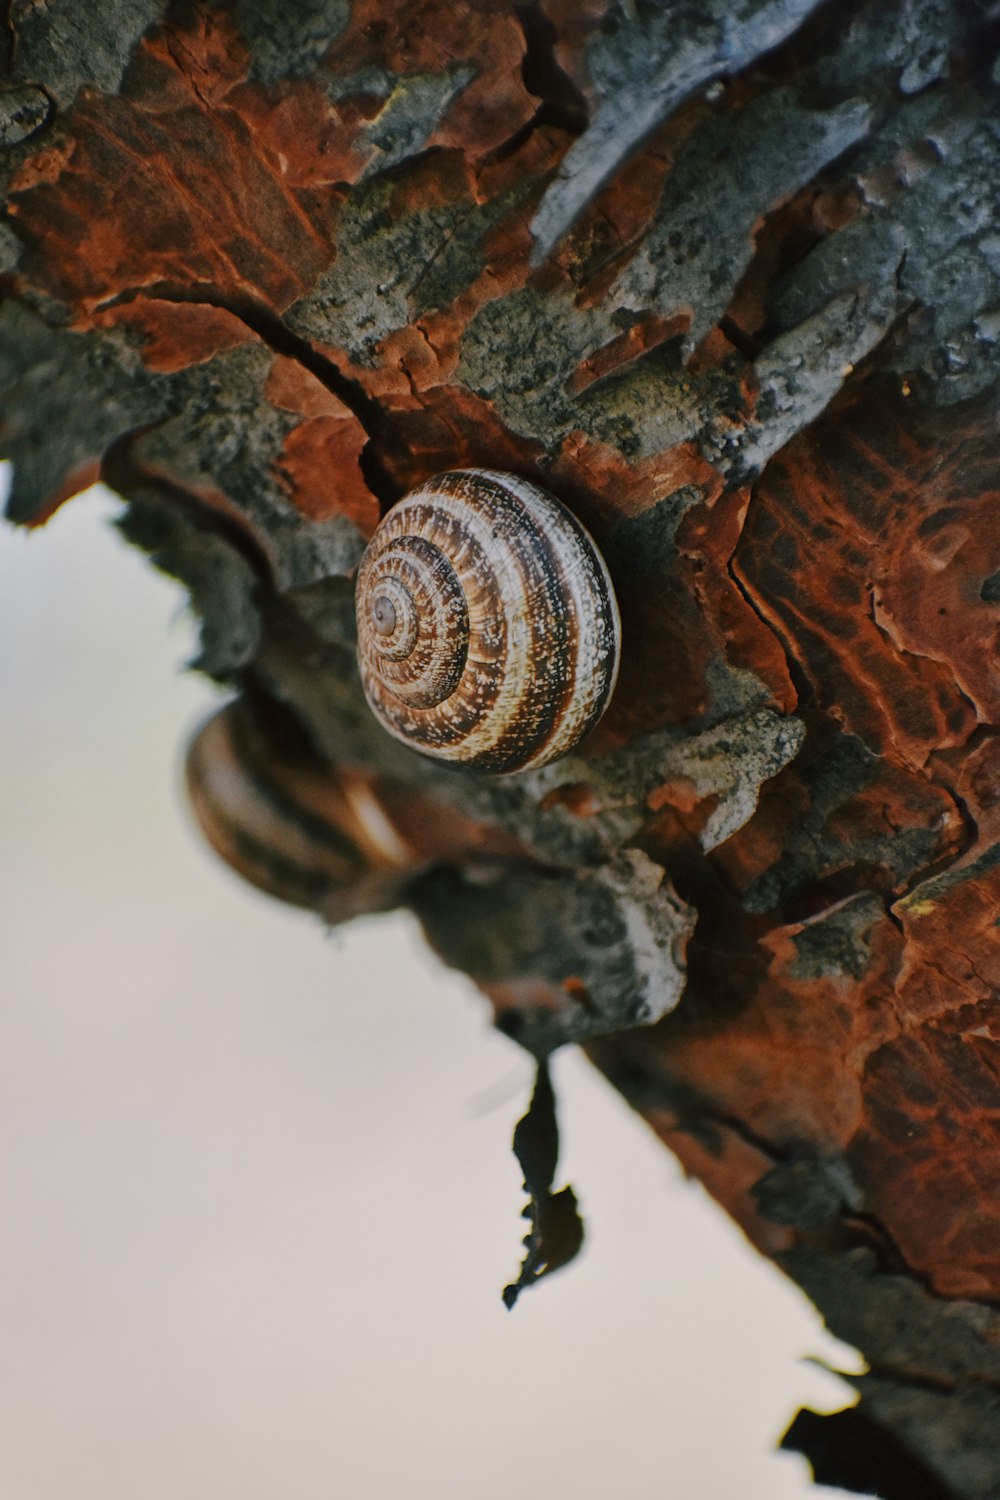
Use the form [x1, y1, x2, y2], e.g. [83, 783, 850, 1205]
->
[3, 2, 1000, 1493]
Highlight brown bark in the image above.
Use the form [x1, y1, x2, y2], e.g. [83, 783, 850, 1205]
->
[3, 2, 1000, 1493]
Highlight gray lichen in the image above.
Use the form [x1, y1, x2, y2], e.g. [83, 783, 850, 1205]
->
[529, 0, 829, 264]
[413, 848, 696, 1054]
[0, 303, 165, 525]
[788, 892, 886, 981]
[357, 67, 476, 179]
[0, 84, 51, 149]
[7, 0, 166, 104]
[611, 91, 874, 356]
[233, 0, 349, 84]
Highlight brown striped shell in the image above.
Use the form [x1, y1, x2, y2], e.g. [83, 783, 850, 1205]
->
[355, 470, 621, 774]
[184, 700, 527, 921]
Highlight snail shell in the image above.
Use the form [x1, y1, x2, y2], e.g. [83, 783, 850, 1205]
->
[185, 700, 529, 922]
[355, 470, 621, 774]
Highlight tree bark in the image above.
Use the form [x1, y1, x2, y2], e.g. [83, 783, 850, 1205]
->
[3, 2, 999, 1493]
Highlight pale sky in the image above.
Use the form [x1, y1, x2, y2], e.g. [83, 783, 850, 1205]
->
[0, 472, 858, 1499]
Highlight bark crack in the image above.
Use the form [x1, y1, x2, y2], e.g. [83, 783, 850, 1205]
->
[93, 279, 406, 508]
[894, 777, 979, 911]
[723, 498, 812, 708]
[514, 2, 588, 139]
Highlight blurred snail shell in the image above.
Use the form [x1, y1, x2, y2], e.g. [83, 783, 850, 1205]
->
[185, 700, 528, 923]
[355, 470, 621, 774]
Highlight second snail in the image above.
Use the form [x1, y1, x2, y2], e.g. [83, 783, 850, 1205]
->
[355, 469, 621, 774]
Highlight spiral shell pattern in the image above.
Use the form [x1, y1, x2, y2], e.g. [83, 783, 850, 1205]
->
[355, 469, 621, 774]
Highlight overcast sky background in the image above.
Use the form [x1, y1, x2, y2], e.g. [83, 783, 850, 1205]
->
[0, 470, 859, 1499]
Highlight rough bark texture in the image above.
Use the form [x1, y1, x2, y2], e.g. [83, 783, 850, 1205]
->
[3, 2, 999, 1493]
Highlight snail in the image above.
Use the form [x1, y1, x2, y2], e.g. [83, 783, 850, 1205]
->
[185, 698, 528, 923]
[355, 470, 621, 774]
